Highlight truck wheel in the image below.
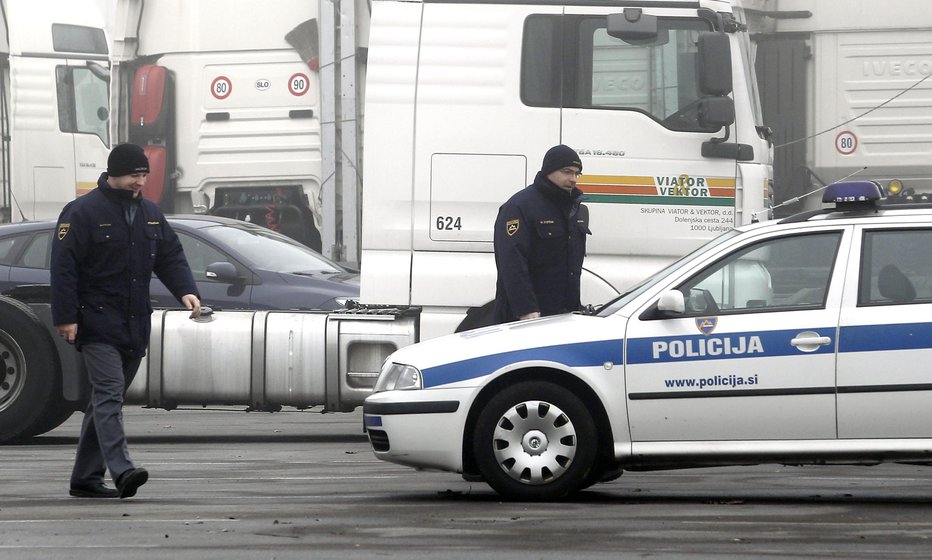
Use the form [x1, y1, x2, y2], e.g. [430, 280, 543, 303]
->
[473, 381, 596, 500]
[0, 298, 65, 443]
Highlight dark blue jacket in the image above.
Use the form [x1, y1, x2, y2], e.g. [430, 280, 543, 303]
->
[493, 172, 590, 323]
[50, 174, 198, 358]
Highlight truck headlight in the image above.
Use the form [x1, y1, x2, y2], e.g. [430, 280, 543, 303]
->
[374, 362, 422, 392]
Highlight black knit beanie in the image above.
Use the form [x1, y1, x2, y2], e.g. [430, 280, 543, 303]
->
[540, 144, 583, 176]
[107, 143, 150, 177]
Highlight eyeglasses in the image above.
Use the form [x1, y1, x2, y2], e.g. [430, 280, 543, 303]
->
[559, 167, 582, 178]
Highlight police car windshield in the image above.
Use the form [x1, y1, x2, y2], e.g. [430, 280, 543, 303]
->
[596, 229, 742, 316]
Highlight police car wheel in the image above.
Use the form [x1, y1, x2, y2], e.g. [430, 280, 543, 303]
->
[0, 298, 63, 443]
[473, 381, 597, 500]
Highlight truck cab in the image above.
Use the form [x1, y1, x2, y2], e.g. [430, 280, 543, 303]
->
[360, 0, 773, 339]
[0, 0, 110, 222]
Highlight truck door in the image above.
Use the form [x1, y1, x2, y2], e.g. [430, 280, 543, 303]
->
[624, 227, 849, 442]
[549, 11, 742, 278]
[7, 20, 110, 219]
[837, 226, 932, 438]
[61, 60, 110, 196]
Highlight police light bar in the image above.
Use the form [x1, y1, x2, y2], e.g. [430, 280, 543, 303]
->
[822, 181, 883, 209]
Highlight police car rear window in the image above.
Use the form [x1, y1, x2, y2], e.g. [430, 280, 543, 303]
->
[858, 229, 932, 306]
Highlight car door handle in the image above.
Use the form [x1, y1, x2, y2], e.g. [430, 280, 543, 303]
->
[790, 334, 832, 347]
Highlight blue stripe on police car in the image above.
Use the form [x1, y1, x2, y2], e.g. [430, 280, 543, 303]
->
[420, 339, 623, 388]
[627, 327, 836, 364]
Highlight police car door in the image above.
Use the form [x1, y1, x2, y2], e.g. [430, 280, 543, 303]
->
[837, 225, 932, 438]
[624, 227, 850, 442]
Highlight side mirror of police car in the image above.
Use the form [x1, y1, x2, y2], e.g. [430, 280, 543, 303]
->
[657, 290, 686, 314]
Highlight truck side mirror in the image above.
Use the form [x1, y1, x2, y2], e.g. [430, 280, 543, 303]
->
[697, 32, 732, 96]
[698, 96, 735, 130]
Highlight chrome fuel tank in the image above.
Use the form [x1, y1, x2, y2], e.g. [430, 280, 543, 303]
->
[127, 308, 418, 412]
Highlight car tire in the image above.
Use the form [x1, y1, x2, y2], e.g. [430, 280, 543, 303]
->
[473, 380, 597, 500]
[0, 297, 66, 443]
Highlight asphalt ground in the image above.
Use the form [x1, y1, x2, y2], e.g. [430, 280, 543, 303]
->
[2, 407, 932, 559]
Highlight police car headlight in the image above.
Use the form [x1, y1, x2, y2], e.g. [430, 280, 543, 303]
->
[374, 362, 422, 392]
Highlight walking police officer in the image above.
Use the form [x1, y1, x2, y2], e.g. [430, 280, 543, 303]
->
[51, 143, 201, 499]
[493, 144, 590, 323]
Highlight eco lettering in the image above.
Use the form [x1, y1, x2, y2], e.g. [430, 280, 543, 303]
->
[652, 336, 764, 360]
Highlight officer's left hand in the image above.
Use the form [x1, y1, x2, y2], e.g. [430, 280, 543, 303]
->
[182, 294, 201, 319]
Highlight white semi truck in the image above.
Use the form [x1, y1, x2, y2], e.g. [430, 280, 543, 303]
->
[742, 0, 932, 209]
[0, 0, 772, 442]
[0, 0, 111, 223]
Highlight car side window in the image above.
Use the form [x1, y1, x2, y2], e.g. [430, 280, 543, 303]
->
[676, 232, 842, 315]
[18, 232, 52, 269]
[859, 229, 932, 306]
[176, 231, 231, 282]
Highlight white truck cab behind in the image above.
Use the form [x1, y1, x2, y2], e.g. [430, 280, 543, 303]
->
[1, 0, 110, 222]
[361, 0, 772, 339]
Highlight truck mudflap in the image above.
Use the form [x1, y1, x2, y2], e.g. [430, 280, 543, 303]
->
[130, 63, 171, 140]
[142, 145, 167, 204]
[127, 306, 419, 412]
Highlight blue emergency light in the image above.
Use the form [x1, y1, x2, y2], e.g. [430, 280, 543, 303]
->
[779, 180, 885, 224]
[822, 181, 883, 208]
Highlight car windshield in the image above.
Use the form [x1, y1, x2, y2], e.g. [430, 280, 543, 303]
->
[597, 228, 742, 316]
[203, 224, 345, 274]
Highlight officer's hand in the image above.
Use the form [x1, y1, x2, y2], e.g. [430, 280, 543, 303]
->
[519, 312, 541, 321]
[182, 294, 201, 319]
[56, 323, 78, 344]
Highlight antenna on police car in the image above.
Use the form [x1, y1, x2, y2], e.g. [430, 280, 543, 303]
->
[751, 166, 868, 223]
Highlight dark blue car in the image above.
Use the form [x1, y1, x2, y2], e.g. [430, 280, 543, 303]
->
[0, 215, 358, 311]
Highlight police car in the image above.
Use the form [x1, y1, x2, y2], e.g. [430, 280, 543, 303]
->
[363, 181, 932, 500]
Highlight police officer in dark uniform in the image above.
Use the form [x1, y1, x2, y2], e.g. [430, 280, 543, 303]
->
[493, 144, 590, 323]
[51, 143, 201, 499]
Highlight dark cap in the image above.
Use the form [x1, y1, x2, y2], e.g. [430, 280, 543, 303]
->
[541, 144, 583, 176]
[107, 143, 149, 177]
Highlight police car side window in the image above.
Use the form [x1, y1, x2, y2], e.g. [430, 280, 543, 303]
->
[677, 232, 842, 315]
[859, 229, 932, 306]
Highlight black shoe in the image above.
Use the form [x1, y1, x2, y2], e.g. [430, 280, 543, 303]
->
[69, 482, 119, 498]
[116, 467, 149, 499]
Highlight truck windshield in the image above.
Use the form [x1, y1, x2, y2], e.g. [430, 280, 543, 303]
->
[522, 15, 715, 132]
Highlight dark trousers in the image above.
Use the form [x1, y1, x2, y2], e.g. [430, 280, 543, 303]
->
[70, 343, 142, 486]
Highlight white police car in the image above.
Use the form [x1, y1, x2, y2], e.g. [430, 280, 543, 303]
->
[364, 181, 932, 500]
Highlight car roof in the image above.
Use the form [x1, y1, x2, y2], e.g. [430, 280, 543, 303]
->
[0, 215, 262, 233]
[0, 220, 55, 234]
[165, 214, 267, 231]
